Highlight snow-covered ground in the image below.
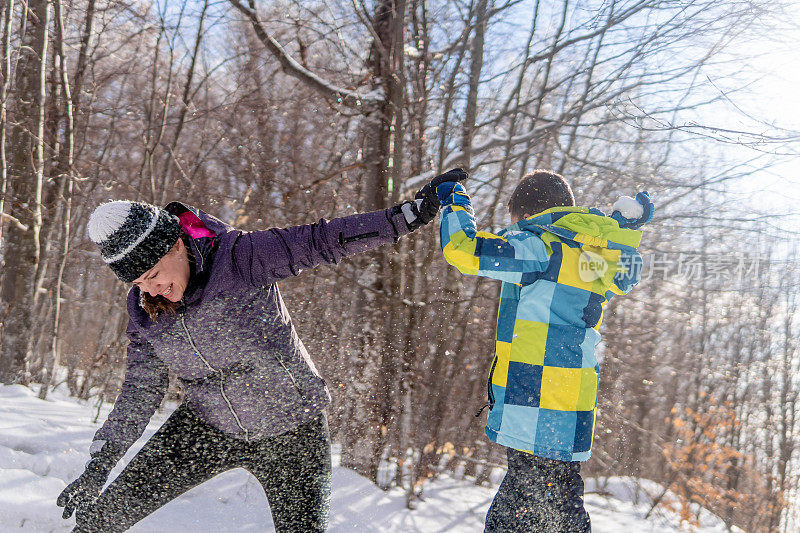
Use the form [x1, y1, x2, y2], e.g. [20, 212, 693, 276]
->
[0, 384, 738, 532]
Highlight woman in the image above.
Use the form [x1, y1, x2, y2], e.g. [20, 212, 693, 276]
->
[57, 170, 463, 532]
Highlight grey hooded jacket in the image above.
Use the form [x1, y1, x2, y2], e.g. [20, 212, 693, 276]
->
[93, 201, 411, 460]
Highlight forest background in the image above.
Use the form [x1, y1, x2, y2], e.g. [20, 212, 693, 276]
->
[1, 0, 799, 531]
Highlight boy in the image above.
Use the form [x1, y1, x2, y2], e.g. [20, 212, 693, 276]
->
[421, 169, 653, 532]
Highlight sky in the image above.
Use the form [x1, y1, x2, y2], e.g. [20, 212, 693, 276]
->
[717, 5, 800, 212]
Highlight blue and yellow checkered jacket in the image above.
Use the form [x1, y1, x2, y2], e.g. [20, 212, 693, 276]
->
[440, 184, 644, 461]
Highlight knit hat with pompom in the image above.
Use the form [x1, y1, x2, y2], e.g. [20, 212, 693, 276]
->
[87, 201, 181, 282]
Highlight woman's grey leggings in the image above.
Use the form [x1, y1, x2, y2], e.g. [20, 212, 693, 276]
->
[74, 404, 331, 533]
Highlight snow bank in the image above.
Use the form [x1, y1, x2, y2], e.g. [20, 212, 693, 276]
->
[0, 384, 738, 532]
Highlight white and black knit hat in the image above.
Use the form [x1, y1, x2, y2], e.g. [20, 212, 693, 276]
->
[87, 201, 182, 283]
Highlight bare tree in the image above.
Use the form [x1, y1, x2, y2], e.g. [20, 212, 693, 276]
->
[0, 0, 795, 526]
[1, 0, 51, 383]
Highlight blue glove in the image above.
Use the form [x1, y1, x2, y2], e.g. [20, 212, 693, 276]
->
[416, 168, 469, 206]
[610, 191, 654, 230]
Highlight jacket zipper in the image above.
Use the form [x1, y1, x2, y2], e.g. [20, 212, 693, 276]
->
[275, 356, 302, 395]
[191, 238, 204, 272]
[339, 231, 379, 245]
[179, 313, 250, 442]
[476, 356, 499, 418]
[487, 355, 498, 409]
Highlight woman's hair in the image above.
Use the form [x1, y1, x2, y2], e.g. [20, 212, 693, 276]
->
[507, 170, 574, 220]
[141, 233, 194, 320]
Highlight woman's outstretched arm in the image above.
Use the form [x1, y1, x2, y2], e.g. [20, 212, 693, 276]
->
[228, 204, 422, 286]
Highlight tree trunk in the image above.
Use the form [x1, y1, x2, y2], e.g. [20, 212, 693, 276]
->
[0, 0, 15, 252]
[39, 0, 74, 399]
[0, 0, 50, 384]
[339, 0, 406, 484]
[460, 0, 488, 167]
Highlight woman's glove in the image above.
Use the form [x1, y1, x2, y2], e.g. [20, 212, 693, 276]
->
[393, 198, 437, 232]
[610, 191, 654, 230]
[393, 168, 469, 231]
[416, 168, 469, 206]
[57, 440, 118, 519]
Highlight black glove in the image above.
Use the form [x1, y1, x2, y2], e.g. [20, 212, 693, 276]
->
[57, 441, 118, 519]
[393, 198, 436, 232]
[415, 168, 469, 207]
[393, 168, 469, 232]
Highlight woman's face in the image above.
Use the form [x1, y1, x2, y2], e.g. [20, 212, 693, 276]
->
[132, 238, 191, 302]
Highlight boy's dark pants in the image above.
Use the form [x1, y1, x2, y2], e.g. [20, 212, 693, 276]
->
[485, 447, 591, 533]
[74, 404, 331, 533]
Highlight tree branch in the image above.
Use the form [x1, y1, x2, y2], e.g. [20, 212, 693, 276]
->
[228, 0, 382, 110]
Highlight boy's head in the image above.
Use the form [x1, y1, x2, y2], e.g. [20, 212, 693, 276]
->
[507, 170, 574, 222]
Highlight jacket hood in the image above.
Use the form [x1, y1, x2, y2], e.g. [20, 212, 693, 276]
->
[164, 201, 233, 274]
[502, 206, 643, 251]
[165, 201, 234, 238]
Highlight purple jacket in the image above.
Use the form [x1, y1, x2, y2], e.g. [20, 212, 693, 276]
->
[94, 201, 410, 458]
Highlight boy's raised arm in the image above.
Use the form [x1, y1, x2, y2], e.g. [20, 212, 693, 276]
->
[435, 180, 550, 283]
[607, 191, 653, 295]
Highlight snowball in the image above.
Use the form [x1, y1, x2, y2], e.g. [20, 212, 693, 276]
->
[613, 196, 644, 219]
